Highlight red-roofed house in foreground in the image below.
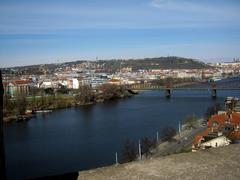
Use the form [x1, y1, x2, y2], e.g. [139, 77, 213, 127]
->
[192, 110, 240, 151]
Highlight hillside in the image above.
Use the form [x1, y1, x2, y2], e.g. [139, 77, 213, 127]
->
[100, 56, 209, 71]
[2, 57, 210, 75]
[78, 144, 240, 180]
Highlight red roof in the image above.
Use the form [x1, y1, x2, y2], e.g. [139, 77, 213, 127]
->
[108, 79, 120, 82]
[208, 113, 228, 129]
[208, 112, 240, 128]
[193, 135, 204, 145]
[226, 130, 240, 141]
[193, 129, 209, 146]
[3, 82, 14, 86]
[231, 112, 240, 125]
[193, 112, 240, 145]
[3, 80, 32, 86]
[15, 80, 32, 85]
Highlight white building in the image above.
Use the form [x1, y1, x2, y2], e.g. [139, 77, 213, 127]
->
[39, 80, 53, 88]
[72, 78, 79, 89]
[200, 135, 231, 149]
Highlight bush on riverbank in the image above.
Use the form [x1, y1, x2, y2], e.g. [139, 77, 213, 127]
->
[121, 139, 138, 163]
[204, 103, 223, 120]
[140, 137, 157, 157]
[74, 85, 95, 105]
[3, 94, 74, 121]
[74, 84, 131, 105]
[161, 127, 177, 142]
[184, 115, 198, 129]
[3, 84, 132, 122]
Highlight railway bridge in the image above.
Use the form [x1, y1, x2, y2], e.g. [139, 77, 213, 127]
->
[126, 83, 240, 98]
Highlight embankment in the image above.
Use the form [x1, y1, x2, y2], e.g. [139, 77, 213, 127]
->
[77, 144, 240, 180]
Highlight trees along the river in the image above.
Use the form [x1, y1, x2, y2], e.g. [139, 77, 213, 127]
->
[75, 85, 94, 105]
[121, 139, 137, 163]
[140, 137, 157, 157]
[204, 103, 223, 120]
[15, 95, 27, 115]
[161, 126, 177, 142]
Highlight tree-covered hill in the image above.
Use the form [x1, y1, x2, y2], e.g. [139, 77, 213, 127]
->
[99, 56, 210, 71]
[2, 56, 210, 75]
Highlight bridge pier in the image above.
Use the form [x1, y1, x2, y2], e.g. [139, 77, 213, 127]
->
[211, 88, 217, 98]
[165, 89, 171, 98]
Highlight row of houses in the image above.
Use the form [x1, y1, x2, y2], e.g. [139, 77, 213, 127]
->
[2, 76, 140, 96]
[148, 69, 222, 80]
[192, 98, 240, 151]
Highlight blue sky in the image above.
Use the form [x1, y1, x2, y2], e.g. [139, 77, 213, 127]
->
[0, 0, 240, 67]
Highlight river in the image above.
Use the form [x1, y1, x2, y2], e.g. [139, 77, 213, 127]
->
[4, 89, 240, 179]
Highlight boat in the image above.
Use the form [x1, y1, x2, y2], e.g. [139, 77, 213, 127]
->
[127, 89, 139, 95]
[35, 110, 53, 113]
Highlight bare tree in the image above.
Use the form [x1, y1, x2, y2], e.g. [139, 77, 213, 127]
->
[99, 84, 119, 100]
[161, 126, 176, 142]
[141, 137, 156, 157]
[204, 103, 222, 119]
[16, 95, 27, 115]
[3, 95, 14, 117]
[75, 85, 94, 105]
[121, 139, 137, 163]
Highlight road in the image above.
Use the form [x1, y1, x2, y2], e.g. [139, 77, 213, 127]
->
[151, 119, 207, 158]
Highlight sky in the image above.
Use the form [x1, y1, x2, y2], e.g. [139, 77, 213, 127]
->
[0, 0, 240, 67]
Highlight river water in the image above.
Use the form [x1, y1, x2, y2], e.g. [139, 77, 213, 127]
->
[4, 90, 240, 179]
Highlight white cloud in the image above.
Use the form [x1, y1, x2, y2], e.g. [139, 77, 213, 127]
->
[151, 0, 176, 8]
[150, 0, 239, 15]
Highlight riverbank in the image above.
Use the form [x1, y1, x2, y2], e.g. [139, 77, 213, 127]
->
[77, 144, 240, 180]
[3, 85, 133, 123]
[5, 90, 240, 179]
[150, 118, 207, 158]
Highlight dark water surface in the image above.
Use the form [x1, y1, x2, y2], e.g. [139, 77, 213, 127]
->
[4, 90, 240, 179]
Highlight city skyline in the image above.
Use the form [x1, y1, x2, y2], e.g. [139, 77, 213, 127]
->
[1, 0, 240, 67]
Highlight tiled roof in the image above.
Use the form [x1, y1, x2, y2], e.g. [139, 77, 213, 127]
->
[226, 130, 240, 141]
[231, 112, 240, 125]
[193, 129, 209, 145]
[15, 80, 32, 85]
[193, 135, 203, 145]
[3, 80, 32, 86]
[208, 113, 228, 129]
[108, 79, 121, 82]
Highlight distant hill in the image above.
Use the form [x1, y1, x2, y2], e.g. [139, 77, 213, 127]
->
[100, 56, 210, 71]
[2, 56, 210, 75]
